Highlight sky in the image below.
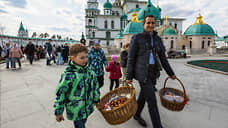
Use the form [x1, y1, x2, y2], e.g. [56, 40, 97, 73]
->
[0, 0, 227, 40]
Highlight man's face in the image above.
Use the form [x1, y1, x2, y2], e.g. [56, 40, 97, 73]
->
[143, 17, 156, 33]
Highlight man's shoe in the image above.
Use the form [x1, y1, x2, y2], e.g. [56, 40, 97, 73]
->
[133, 115, 147, 127]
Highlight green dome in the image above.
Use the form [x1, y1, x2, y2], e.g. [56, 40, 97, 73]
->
[137, 0, 161, 21]
[115, 31, 123, 39]
[103, 0, 112, 9]
[122, 13, 128, 20]
[184, 24, 215, 36]
[123, 22, 143, 34]
[19, 22, 25, 31]
[162, 28, 176, 36]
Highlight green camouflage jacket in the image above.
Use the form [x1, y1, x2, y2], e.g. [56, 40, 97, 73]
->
[54, 60, 100, 121]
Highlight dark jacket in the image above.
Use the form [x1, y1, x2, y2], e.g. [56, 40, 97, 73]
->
[120, 50, 128, 67]
[126, 31, 175, 83]
[25, 44, 35, 56]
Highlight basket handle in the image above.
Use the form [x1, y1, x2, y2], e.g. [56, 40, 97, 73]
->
[127, 83, 134, 87]
[163, 77, 186, 97]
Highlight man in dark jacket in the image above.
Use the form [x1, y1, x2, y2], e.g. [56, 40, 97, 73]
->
[25, 40, 35, 64]
[45, 39, 53, 65]
[126, 15, 176, 128]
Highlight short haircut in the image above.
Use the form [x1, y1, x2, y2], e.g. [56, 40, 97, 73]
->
[142, 15, 155, 24]
[123, 43, 130, 49]
[69, 43, 88, 56]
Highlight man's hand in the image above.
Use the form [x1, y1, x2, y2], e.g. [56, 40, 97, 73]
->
[170, 75, 176, 80]
[126, 80, 132, 84]
[56, 115, 64, 122]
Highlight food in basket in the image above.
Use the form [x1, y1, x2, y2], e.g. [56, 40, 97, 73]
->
[103, 94, 129, 110]
[163, 91, 184, 103]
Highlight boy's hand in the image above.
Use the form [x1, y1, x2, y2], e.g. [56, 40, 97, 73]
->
[56, 115, 64, 122]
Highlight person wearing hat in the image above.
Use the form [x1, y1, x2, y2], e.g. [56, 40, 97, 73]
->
[88, 40, 108, 88]
[106, 55, 122, 91]
[126, 15, 177, 128]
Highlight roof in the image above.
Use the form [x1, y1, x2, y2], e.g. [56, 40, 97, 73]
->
[122, 13, 128, 19]
[103, 0, 112, 9]
[162, 28, 177, 36]
[19, 22, 25, 31]
[137, 0, 161, 21]
[115, 31, 123, 39]
[123, 22, 143, 34]
[184, 13, 215, 36]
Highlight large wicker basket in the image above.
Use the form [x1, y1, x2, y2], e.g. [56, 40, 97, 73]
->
[159, 77, 187, 111]
[96, 84, 138, 125]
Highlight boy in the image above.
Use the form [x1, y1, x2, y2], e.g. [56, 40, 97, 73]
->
[54, 44, 100, 128]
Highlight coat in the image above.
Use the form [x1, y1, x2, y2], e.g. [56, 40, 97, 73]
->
[54, 61, 100, 121]
[120, 50, 128, 67]
[88, 47, 108, 76]
[9, 47, 23, 58]
[25, 44, 35, 56]
[106, 61, 122, 80]
[126, 31, 175, 83]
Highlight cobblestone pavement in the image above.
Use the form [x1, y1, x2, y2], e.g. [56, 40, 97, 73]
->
[1, 55, 228, 128]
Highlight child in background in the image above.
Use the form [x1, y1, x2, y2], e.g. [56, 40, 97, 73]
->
[120, 43, 130, 85]
[54, 43, 100, 128]
[106, 55, 122, 91]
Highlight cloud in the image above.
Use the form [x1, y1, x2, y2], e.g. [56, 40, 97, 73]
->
[56, 8, 72, 16]
[0, 9, 7, 14]
[2, 0, 27, 8]
[49, 27, 71, 32]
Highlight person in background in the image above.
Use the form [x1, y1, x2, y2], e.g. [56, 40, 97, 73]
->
[25, 40, 35, 64]
[54, 43, 100, 128]
[62, 43, 69, 63]
[120, 43, 130, 85]
[88, 40, 108, 88]
[9, 43, 24, 69]
[52, 44, 56, 63]
[45, 39, 53, 65]
[56, 45, 63, 65]
[106, 55, 122, 91]
[2, 42, 11, 69]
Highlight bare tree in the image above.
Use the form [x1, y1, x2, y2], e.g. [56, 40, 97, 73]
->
[44, 33, 49, 38]
[0, 24, 6, 46]
[51, 34, 56, 39]
[39, 33, 44, 38]
[32, 32, 37, 38]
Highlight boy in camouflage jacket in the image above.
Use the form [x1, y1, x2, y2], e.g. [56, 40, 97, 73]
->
[54, 44, 100, 128]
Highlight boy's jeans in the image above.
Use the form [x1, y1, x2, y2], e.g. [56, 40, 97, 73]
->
[5, 57, 10, 68]
[73, 119, 87, 128]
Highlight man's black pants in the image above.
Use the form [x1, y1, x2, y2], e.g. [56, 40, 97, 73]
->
[135, 66, 163, 128]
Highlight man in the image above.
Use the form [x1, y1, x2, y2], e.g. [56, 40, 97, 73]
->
[25, 40, 35, 64]
[62, 43, 69, 63]
[45, 39, 53, 65]
[126, 15, 176, 128]
[88, 40, 108, 88]
[2, 42, 11, 69]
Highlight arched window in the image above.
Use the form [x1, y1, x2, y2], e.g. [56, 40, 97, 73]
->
[190, 41, 192, 49]
[202, 40, 205, 49]
[175, 23, 177, 29]
[88, 19, 92, 25]
[88, 29, 91, 37]
[136, 4, 139, 8]
[171, 40, 174, 48]
[111, 20, 114, 29]
[208, 41, 210, 46]
[106, 31, 110, 39]
[104, 20, 107, 29]
[92, 32, 95, 38]
[107, 41, 109, 46]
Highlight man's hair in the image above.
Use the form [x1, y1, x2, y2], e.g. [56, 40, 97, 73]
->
[69, 43, 88, 56]
[142, 15, 155, 24]
[123, 43, 130, 49]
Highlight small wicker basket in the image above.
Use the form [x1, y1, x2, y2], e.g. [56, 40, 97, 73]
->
[96, 84, 138, 125]
[159, 77, 187, 111]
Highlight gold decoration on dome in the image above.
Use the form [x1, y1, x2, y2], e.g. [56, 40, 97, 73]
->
[193, 10, 206, 25]
[165, 15, 168, 25]
[131, 9, 139, 22]
[157, 0, 159, 8]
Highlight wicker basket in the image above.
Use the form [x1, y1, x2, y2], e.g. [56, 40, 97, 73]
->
[96, 84, 138, 125]
[159, 77, 187, 111]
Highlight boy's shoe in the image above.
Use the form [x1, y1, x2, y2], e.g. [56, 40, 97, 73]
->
[133, 115, 147, 127]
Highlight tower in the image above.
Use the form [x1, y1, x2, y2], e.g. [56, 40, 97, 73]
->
[18, 21, 28, 37]
[85, 0, 99, 39]
[103, 0, 112, 15]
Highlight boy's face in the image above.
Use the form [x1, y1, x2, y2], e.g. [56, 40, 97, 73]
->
[71, 52, 88, 67]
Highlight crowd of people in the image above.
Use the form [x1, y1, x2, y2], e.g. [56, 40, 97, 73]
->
[1, 39, 70, 69]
